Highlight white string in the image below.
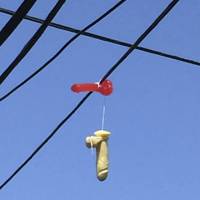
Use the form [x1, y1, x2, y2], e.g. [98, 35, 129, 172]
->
[90, 137, 94, 155]
[101, 97, 106, 130]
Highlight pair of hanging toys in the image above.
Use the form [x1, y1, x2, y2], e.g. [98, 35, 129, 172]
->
[71, 80, 113, 181]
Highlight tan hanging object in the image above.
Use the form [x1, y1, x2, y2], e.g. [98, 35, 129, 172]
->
[85, 130, 111, 181]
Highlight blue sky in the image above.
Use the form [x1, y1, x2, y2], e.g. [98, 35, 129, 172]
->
[0, 0, 200, 199]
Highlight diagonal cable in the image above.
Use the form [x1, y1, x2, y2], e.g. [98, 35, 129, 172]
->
[0, 7, 199, 68]
[0, 0, 179, 190]
[0, 0, 127, 102]
[0, 0, 37, 46]
[0, 0, 127, 189]
[1, 4, 200, 102]
[0, 0, 66, 86]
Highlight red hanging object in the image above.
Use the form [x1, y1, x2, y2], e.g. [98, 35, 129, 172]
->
[71, 80, 113, 96]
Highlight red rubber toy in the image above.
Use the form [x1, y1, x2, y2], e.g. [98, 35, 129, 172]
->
[71, 80, 113, 96]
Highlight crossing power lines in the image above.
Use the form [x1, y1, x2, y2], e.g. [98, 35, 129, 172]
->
[0, 0, 179, 190]
[0, 0, 37, 46]
[0, 2, 199, 101]
[0, 0, 66, 85]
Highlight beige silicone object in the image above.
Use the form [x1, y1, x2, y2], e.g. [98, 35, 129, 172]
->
[85, 130, 111, 181]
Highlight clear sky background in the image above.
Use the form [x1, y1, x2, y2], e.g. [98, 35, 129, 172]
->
[0, 0, 200, 199]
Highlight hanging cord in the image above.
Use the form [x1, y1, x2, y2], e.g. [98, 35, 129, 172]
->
[90, 137, 94, 155]
[90, 96, 106, 155]
[101, 97, 106, 130]
[90, 97, 106, 156]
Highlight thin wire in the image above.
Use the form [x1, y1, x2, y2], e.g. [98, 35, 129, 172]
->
[1, 7, 199, 68]
[137, 46, 200, 66]
[101, 98, 106, 130]
[0, 0, 66, 85]
[90, 137, 94, 155]
[0, 92, 92, 190]
[100, 0, 180, 83]
[0, 0, 37, 46]
[0, 0, 179, 190]
[0, 0, 127, 101]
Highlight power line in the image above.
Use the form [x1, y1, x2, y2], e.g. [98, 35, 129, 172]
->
[0, 0, 66, 86]
[0, 0, 126, 188]
[0, 6, 199, 102]
[0, 0, 179, 190]
[0, 0, 127, 102]
[1, 7, 199, 68]
[100, 0, 179, 82]
[0, 0, 37, 46]
[137, 46, 200, 66]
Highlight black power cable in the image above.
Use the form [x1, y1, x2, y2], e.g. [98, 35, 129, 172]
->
[0, 0, 37, 46]
[1, 4, 200, 102]
[0, 0, 127, 189]
[1, 6, 199, 68]
[0, 0, 179, 190]
[137, 46, 200, 67]
[0, 0, 66, 86]
[0, 0, 127, 102]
